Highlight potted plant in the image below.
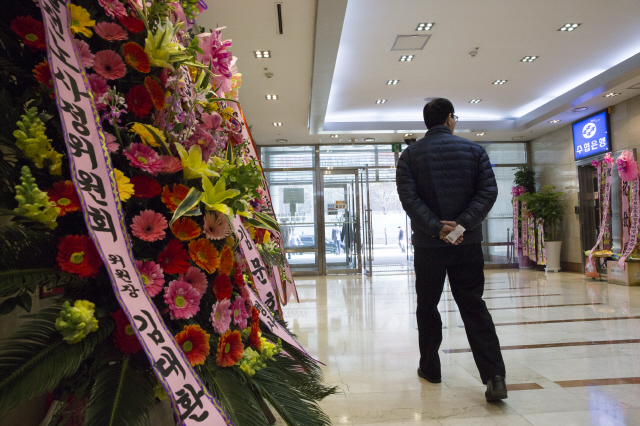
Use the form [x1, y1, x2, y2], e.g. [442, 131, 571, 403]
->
[514, 165, 536, 194]
[521, 185, 566, 272]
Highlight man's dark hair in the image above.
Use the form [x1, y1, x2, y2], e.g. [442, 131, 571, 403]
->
[423, 98, 454, 129]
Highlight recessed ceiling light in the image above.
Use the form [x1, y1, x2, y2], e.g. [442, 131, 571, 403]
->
[572, 107, 589, 112]
[254, 50, 271, 58]
[275, 139, 287, 143]
[265, 94, 278, 100]
[404, 133, 414, 137]
[512, 136, 525, 140]
[493, 80, 507, 85]
[363, 138, 376, 142]
[330, 134, 339, 138]
[469, 99, 481, 104]
[416, 22, 434, 31]
[272, 122, 282, 126]
[604, 92, 621, 97]
[376, 99, 387, 104]
[476, 133, 485, 136]
[387, 80, 400, 85]
[549, 119, 561, 123]
[559, 23, 581, 32]
[399, 55, 415, 62]
[520, 56, 538, 62]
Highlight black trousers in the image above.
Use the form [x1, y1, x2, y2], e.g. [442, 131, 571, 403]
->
[414, 243, 505, 384]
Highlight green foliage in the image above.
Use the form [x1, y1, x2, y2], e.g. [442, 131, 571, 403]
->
[0, 221, 56, 271]
[84, 357, 156, 426]
[521, 185, 565, 241]
[0, 305, 114, 417]
[13, 166, 59, 229]
[0, 269, 86, 299]
[513, 165, 536, 194]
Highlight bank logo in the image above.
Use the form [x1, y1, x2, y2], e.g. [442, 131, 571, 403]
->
[582, 122, 597, 139]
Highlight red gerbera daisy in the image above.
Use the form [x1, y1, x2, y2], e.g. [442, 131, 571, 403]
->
[144, 76, 165, 110]
[118, 15, 145, 34]
[216, 330, 244, 367]
[111, 309, 142, 355]
[175, 324, 210, 366]
[56, 235, 103, 278]
[161, 184, 190, 212]
[47, 181, 81, 216]
[250, 311, 262, 351]
[211, 274, 232, 300]
[171, 217, 202, 241]
[126, 85, 153, 118]
[10, 16, 46, 51]
[129, 175, 162, 198]
[158, 239, 191, 274]
[33, 61, 52, 89]
[122, 42, 150, 73]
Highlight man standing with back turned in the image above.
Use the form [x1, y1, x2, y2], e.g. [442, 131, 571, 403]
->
[396, 98, 507, 401]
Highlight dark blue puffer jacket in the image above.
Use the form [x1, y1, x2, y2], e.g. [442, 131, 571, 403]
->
[396, 125, 497, 247]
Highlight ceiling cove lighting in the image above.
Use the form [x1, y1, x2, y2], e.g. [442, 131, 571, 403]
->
[265, 94, 278, 100]
[549, 119, 561, 123]
[476, 133, 485, 136]
[572, 107, 589, 112]
[254, 50, 271, 58]
[387, 80, 400, 85]
[559, 23, 581, 32]
[399, 55, 415, 62]
[376, 99, 387, 104]
[272, 122, 282, 126]
[520, 56, 538, 62]
[469, 99, 481, 104]
[330, 134, 339, 138]
[416, 22, 434, 31]
[493, 80, 507, 85]
[605, 92, 621, 97]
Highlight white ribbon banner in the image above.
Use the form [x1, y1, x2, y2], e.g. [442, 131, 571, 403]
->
[513, 198, 519, 253]
[521, 202, 528, 258]
[618, 177, 639, 269]
[40, 1, 231, 424]
[589, 162, 613, 263]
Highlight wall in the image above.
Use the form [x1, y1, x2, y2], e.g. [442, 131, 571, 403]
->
[530, 93, 640, 268]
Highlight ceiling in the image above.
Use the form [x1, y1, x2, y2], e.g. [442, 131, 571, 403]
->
[199, 0, 640, 146]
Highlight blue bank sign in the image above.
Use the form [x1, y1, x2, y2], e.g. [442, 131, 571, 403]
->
[572, 110, 611, 160]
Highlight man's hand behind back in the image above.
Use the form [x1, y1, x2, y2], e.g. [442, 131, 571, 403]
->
[439, 221, 464, 245]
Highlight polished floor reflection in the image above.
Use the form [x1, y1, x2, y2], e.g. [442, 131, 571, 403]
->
[280, 270, 640, 425]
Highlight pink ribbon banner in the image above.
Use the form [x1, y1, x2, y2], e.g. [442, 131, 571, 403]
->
[537, 218, 546, 266]
[589, 162, 613, 263]
[230, 216, 309, 356]
[528, 215, 536, 262]
[521, 202, 528, 257]
[622, 180, 631, 251]
[513, 198, 519, 253]
[618, 177, 639, 268]
[40, 1, 231, 424]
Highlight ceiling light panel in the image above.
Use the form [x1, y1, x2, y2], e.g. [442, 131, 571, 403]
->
[399, 55, 415, 61]
[520, 56, 538, 62]
[330, 134, 339, 138]
[272, 122, 282, 126]
[549, 119, 561, 123]
[387, 80, 399, 85]
[572, 107, 589, 112]
[391, 34, 431, 51]
[493, 80, 507, 85]
[469, 99, 481, 103]
[376, 99, 387, 104]
[265, 95, 278, 100]
[254, 50, 271, 58]
[404, 133, 413, 137]
[363, 138, 376, 142]
[476, 133, 485, 136]
[605, 92, 621, 97]
[559, 23, 581, 31]
[416, 22, 434, 31]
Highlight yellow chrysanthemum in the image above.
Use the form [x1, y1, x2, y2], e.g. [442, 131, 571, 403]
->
[114, 168, 134, 202]
[129, 123, 165, 148]
[69, 4, 95, 38]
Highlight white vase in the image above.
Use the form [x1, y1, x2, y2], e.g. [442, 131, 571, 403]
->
[545, 241, 562, 272]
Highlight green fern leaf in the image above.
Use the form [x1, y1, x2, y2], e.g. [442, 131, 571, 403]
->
[0, 269, 86, 298]
[84, 357, 156, 426]
[0, 304, 114, 417]
[0, 223, 56, 271]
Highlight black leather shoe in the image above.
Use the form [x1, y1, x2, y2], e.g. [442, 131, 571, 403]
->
[417, 367, 441, 383]
[485, 375, 508, 401]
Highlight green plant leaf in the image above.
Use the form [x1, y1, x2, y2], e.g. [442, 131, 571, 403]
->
[84, 357, 156, 426]
[170, 187, 203, 226]
[139, 123, 171, 156]
[0, 297, 17, 316]
[0, 269, 86, 298]
[250, 212, 281, 233]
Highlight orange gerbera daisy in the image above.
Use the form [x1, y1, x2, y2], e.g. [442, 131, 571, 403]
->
[144, 76, 165, 110]
[171, 217, 201, 241]
[161, 184, 190, 212]
[122, 42, 150, 73]
[175, 324, 210, 366]
[216, 330, 244, 367]
[218, 245, 234, 276]
[188, 238, 220, 274]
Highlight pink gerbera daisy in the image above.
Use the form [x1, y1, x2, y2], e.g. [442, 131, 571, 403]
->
[104, 132, 119, 153]
[88, 73, 109, 99]
[203, 211, 231, 240]
[93, 50, 126, 80]
[95, 22, 128, 41]
[123, 143, 163, 175]
[159, 155, 183, 173]
[74, 39, 94, 68]
[164, 280, 202, 320]
[230, 296, 249, 329]
[98, 0, 128, 18]
[210, 299, 232, 333]
[179, 266, 208, 295]
[136, 260, 164, 297]
[131, 209, 168, 242]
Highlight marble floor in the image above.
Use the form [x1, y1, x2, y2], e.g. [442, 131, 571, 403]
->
[281, 269, 640, 425]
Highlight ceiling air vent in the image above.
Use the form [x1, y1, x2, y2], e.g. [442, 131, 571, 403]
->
[391, 35, 431, 51]
[275, 2, 284, 35]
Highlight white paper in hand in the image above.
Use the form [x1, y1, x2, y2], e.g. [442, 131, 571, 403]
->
[445, 224, 465, 243]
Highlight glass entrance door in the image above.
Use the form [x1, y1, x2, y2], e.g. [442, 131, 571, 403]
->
[320, 170, 361, 274]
